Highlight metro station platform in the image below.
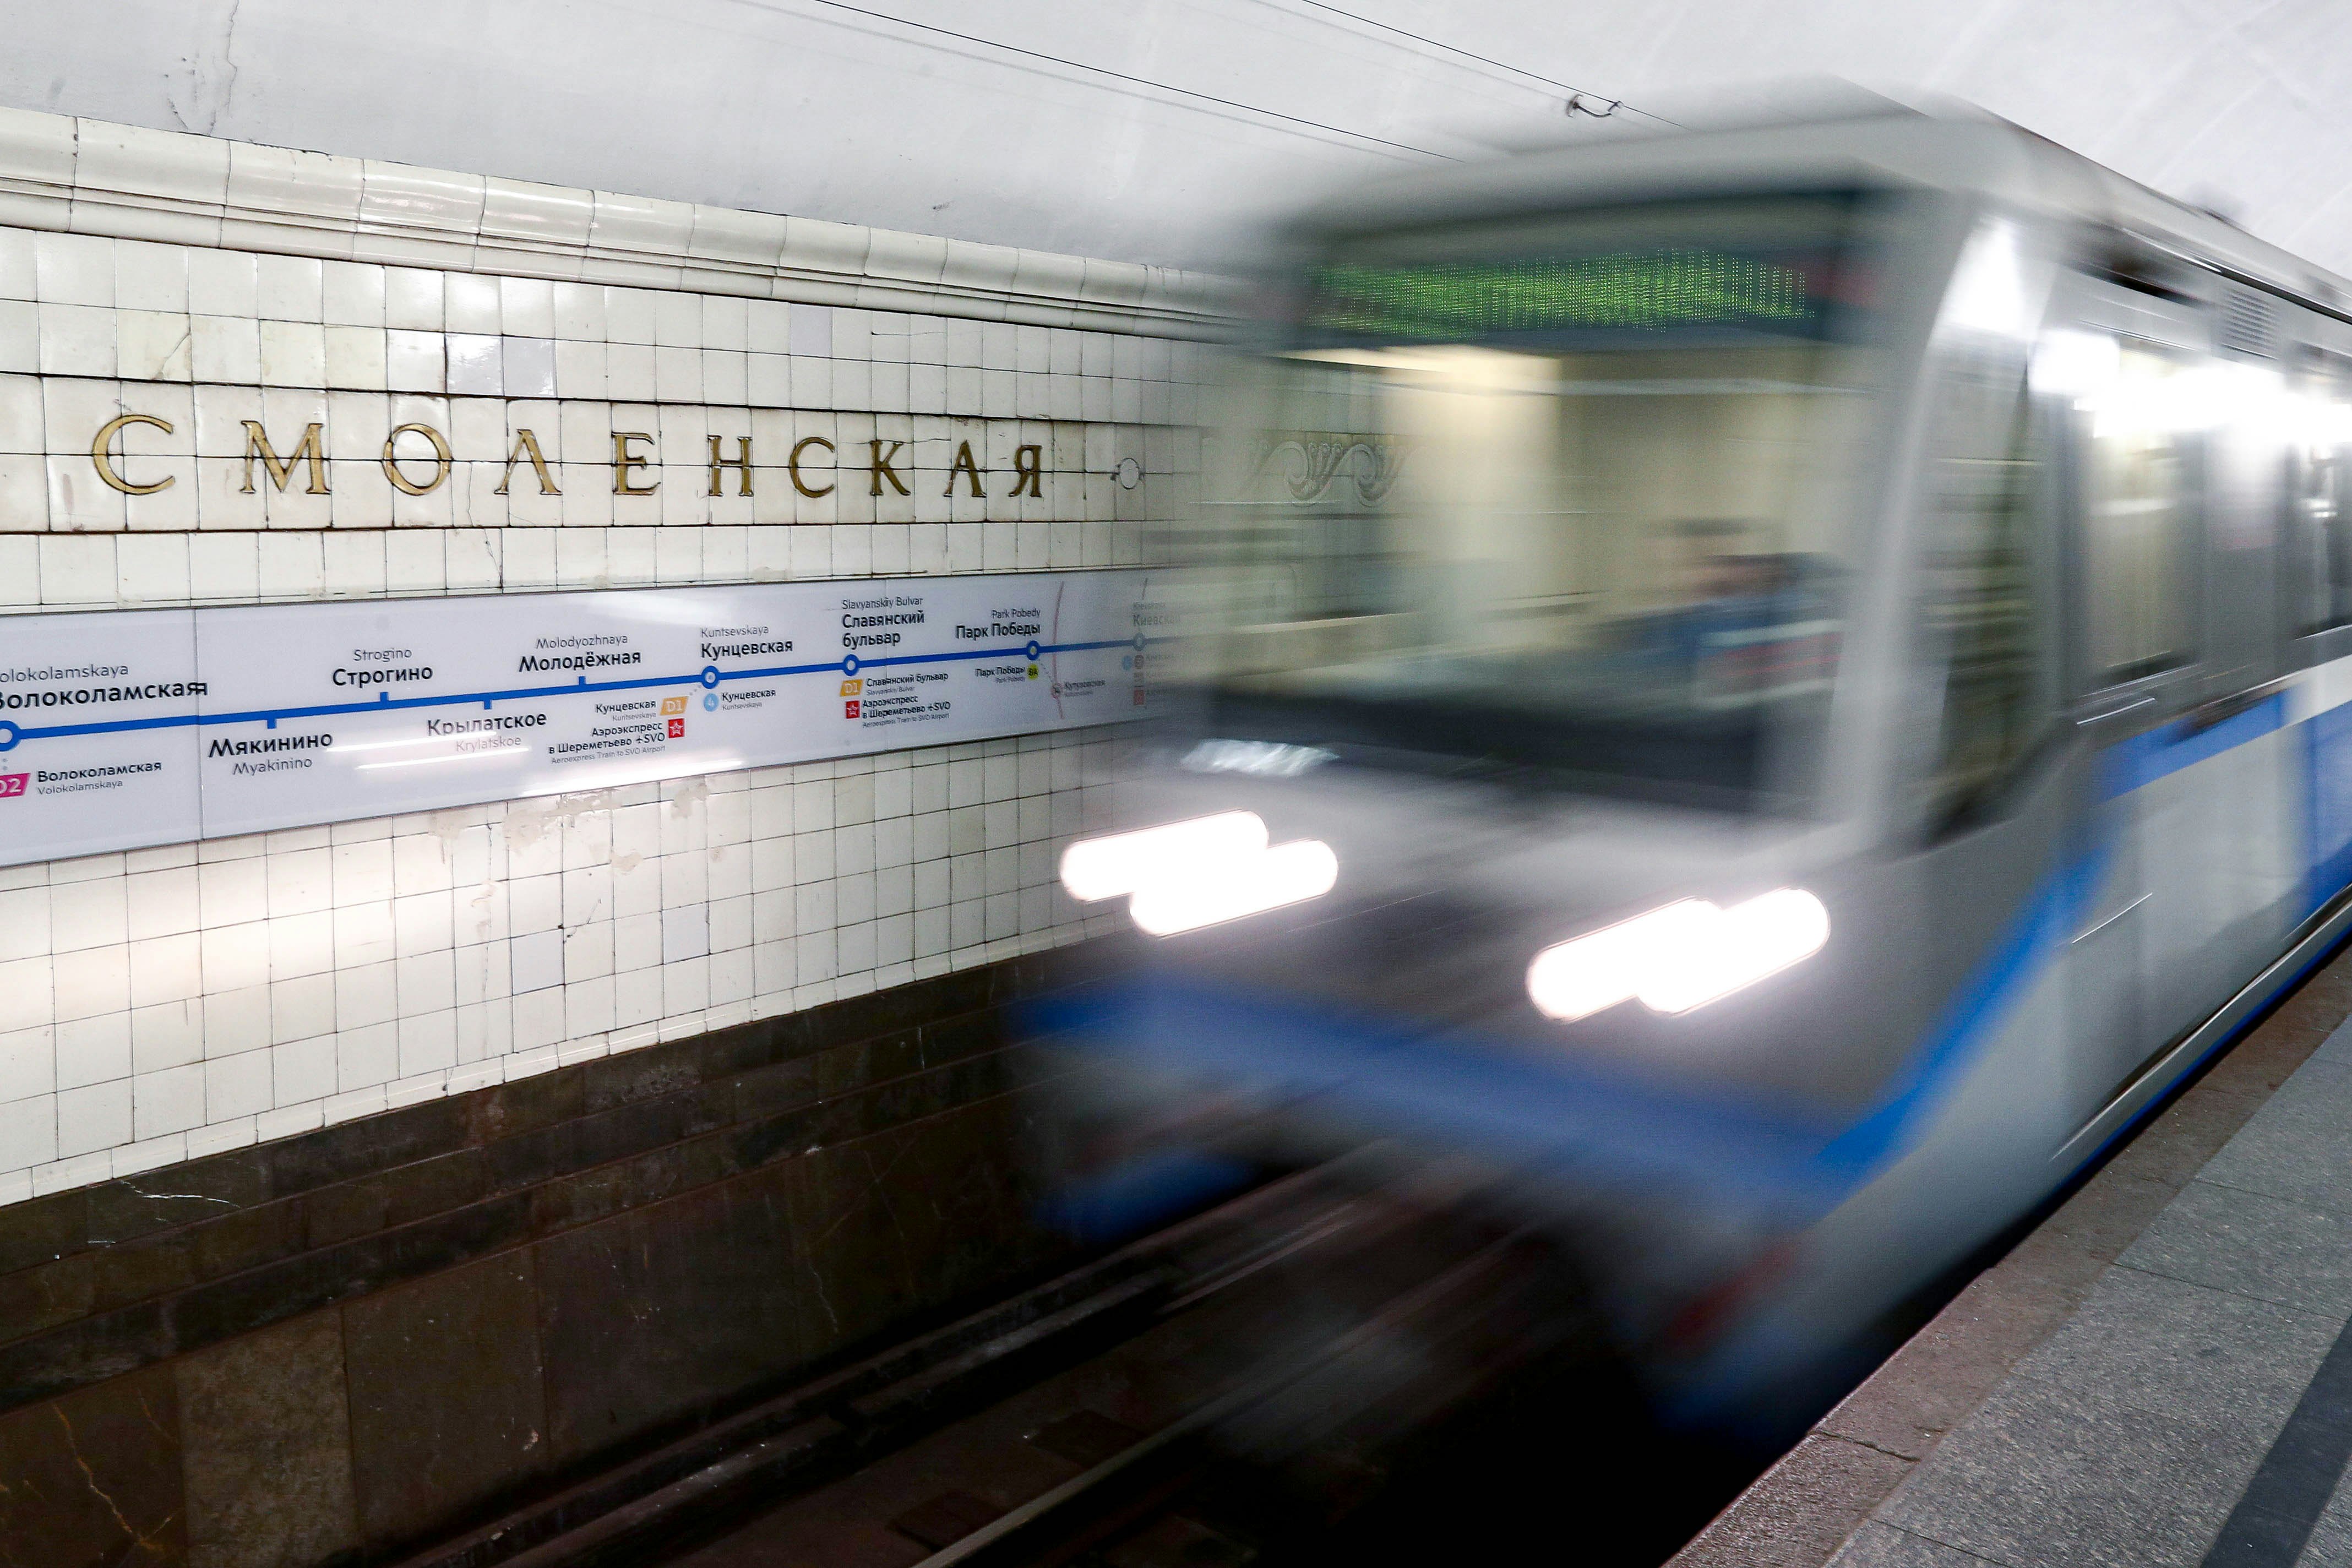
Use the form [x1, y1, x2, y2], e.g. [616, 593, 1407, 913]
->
[1676, 949, 2352, 1568]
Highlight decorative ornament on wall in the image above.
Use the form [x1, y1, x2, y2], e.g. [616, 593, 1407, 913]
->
[1252, 433, 1410, 505]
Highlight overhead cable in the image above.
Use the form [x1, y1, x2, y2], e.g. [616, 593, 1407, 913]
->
[788, 0, 1458, 161]
[1280, 1, 1678, 127]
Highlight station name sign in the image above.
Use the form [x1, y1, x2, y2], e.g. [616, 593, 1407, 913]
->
[0, 569, 1160, 865]
[85, 412, 1055, 500]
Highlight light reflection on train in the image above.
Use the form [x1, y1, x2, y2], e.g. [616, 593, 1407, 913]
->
[1027, 100, 2352, 1439]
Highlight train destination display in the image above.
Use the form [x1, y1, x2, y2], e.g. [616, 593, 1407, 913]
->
[0, 570, 1158, 866]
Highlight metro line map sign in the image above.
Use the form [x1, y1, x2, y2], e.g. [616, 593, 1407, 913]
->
[0, 570, 1160, 867]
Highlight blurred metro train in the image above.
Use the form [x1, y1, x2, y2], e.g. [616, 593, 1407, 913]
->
[1031, 94, 2352, 1427]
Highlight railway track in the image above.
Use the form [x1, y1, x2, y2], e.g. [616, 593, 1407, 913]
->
[398, 1151, 1658, 1568]
[890, 1227, 1578, 1568]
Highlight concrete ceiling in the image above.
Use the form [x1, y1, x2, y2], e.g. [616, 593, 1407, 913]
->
[1, 0, 2345, 274]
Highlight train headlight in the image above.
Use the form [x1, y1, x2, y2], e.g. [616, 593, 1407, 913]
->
[1527, 889, 1829, 1022]
[1060, 812, 1337, 936]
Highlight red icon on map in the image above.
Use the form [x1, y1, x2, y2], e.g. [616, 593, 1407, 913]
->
[844, 700, 861, 718]
[667, 717, 685, 739]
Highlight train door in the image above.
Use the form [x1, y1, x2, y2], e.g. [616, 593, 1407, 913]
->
[2042, 271, 2206, 1109]
[2145, 286, 2295, 1037]
[2288, 342, 2352, 913]
[2052, 269, 2297, 1081]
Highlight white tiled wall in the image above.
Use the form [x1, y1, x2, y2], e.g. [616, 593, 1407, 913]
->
[0, 122, 1200, 1205]
[0, 731, 1127, 1204]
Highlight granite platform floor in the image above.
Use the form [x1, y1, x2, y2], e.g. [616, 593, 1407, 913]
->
[1832, 1016, 2352, 1568]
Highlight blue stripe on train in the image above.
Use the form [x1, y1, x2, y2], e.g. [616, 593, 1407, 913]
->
[1042, 691, 2327, 1229]
[2309, 698, 2352, 916]
[2099, 685, 2352, 924]
[1028, 842, 2096, 1229]
[2101, 692, 2284, 800]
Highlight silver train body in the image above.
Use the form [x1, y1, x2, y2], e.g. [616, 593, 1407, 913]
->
[1034, 102, 2352, 1425]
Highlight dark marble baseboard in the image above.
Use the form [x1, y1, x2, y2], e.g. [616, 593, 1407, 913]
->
[0, 939, 1127, 1568]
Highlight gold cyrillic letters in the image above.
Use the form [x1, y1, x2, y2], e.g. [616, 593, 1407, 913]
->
[241, 421, 329, 495]
[91, 413, 174, 496]
[708, 436, 753, 497]
[496, 429, 560, 496]
[868, 439, 908, 497]
[380, 423, 452, 496]
[789, 436, 835, 498]
[1009, 443, 1044, 498]
[945, 440, 984, 498]
[91, 417, 1066, 509]
[613, 432, 658, 496]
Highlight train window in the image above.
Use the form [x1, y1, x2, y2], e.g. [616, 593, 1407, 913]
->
[1918, 360, 2048, 832]
[2291, 391, 2352, 634]
[1189, 192, 1909, 813]
[2075, 343, 2198, 685]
